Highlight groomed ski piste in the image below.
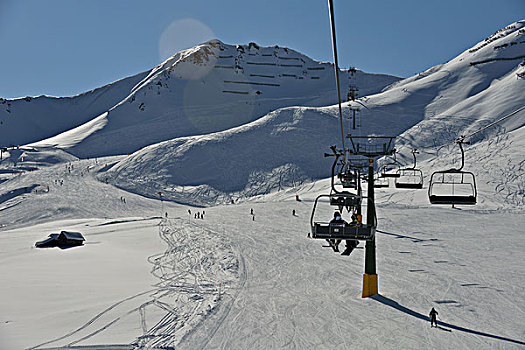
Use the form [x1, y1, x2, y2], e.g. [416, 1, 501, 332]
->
[1, 147, 524, 349]
[1, 20, 525, 350]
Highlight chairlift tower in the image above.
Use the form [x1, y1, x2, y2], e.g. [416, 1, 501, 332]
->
[347, 135, 396, 297]
[324, 0, 396, 298]
[347, 67, 360, 131]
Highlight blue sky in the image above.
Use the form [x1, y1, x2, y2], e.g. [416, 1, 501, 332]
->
[0, 0, 523, 98]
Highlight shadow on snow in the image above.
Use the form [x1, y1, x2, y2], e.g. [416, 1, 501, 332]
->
[371, 294, 525, 346]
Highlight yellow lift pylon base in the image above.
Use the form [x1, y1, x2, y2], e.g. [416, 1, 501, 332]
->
[362, 273, 378, 298]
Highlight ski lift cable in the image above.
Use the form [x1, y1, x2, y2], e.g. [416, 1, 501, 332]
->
[459, 105, 525, 142]
[355, 94, 524, 153]
[395, 105, 525, 156]
[328, 0, 346, 155]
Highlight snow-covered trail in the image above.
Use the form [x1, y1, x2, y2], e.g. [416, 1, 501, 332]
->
[177, 195, 525, 350]
[0, 158, 523, 349]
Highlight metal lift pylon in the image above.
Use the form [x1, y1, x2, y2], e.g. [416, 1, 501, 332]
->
[347, 135, 396, 297]
[326, 0, 398, 298]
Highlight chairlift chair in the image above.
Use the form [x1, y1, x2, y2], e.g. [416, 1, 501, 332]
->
[374, 174, 389, 188]
[395, 150, 424, 189]
[324, 148, 362, 209]
[395, 168, 424, 189]
[329, 191, 361, 210]
[338, 169, 358, 189]
[310, 194, 376, 241]
[428, 140, 477, 205]
[380, 163, 401, 178]
[428, 170, 476, 204]
[379, 152, 401, 178]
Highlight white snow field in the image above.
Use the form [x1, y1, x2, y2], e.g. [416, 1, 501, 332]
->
[0, 158, 524, 349]
[1, 20, 524, 349]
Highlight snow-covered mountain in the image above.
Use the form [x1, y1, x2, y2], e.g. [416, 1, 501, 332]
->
[7, 40, 398, 158]
[356, 20, 525, 154]
[1, 21, 524, 350]
[104, 21, 525, 206]
[1, 22, 523, 208]
[0, 72, 148, 147]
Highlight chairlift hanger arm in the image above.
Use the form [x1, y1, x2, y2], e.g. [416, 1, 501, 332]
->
[404, 149, 419, 170]
[331, 152, 341, 194]
[453, 138, 470, 171]
[458, 139, 465, 171]
[324, 145, 344, 194]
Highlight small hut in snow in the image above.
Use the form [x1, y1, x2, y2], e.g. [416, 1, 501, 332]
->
[35, 231, 85, 248]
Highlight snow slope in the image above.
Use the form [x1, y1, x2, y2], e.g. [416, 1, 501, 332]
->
[0, 72, 148, 147]
[361, 21, 525, 153]
[101, 21, 525, 207]
[25, 40, 398, 158]
[106, 106, 340, 206]
[0, 157, 523, 349]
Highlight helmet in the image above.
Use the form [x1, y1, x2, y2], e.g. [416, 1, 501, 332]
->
[334, 211, 341, 219]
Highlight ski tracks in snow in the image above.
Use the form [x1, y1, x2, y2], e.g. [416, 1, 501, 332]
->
[133, 217, 243, 349]
[28, 217, 243, 350]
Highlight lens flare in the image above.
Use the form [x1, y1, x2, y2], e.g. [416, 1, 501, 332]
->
[158, 18, 215, 62]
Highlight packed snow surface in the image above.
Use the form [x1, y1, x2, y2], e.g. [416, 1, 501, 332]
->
[0, 157, 523, 349]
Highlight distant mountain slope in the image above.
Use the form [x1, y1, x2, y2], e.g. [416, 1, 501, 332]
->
[26, 40, 399, 158]
[107, 21, 525, 206]
[106, 107, 339, 206]
[0, 72, 148, 146]
[370, 21, 525, 146]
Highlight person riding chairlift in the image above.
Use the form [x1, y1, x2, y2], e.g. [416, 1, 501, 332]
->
[350, 212, 362, 227]
[345, 212, 362, 251]
[328, 211, 346, 252]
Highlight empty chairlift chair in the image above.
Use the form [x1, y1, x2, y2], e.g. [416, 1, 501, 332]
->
[395, 150, 424, 189]
[379, 163, 400, 178]
[374, 173, 389, 188]
[428, 140, 477, 205]
[379, 153, 401, 178]
[395, 168, 424, 188]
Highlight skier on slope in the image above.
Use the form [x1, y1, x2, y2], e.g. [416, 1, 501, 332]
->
[429, 307, 438, 327]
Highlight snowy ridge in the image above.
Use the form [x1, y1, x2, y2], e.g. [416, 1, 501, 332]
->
[0, 72, 148, 147]
[106, 107, 339, 206]
[28, 112, 109, 149]
[14, 40, 398, 158]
